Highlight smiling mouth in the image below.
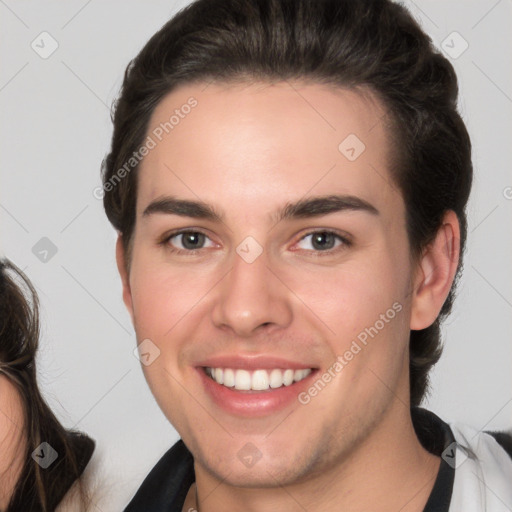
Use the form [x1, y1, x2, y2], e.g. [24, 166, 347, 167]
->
[204, 367, 313, 391]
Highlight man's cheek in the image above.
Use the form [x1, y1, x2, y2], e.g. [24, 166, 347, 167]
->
[329, 300, 406, 376]
[142, 365, 184, 415]
[132, 283, 187, 332]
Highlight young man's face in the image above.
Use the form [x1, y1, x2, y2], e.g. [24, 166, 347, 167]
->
[120, 81, 419, 486]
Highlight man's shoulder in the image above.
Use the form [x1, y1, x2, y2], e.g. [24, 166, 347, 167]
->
[124, 439, 195, 512]
[443, 417, 512, 511]
[485, 429, 512, 460]
[412, 408, 512, 512]
[412, 407, 512, 461]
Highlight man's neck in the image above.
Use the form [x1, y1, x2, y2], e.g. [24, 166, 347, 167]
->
[187, 403, 441, 512]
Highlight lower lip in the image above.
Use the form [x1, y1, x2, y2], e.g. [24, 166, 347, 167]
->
[197, 368, 317, 417]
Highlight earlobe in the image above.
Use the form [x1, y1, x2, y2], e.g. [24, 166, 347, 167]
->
[115, 235, 134, 323]
[410, 211, 460, 330]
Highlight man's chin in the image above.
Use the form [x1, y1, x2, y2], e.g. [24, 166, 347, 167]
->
[194, 455, 314, 489]
[189, 436, 331, 490]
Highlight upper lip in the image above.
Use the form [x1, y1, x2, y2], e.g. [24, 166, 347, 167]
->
[196, 354, 317, 371]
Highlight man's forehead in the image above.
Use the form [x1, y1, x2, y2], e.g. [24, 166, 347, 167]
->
[137, 79, 398, 219]
[149, 79, 388, 132]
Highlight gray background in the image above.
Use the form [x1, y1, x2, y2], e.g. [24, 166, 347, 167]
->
[1, 0, 511, 509]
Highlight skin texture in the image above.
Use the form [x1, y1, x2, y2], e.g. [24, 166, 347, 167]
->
[0, 375, 26, 509]
[116, 81, 460, 511]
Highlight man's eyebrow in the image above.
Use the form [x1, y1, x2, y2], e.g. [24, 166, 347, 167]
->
[274, 194, 379, 222]
[142, 194, 379, 223]
[142, 197, 224, 221]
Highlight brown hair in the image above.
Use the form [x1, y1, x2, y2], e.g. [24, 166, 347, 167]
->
[101, 0, 472, 406]
[0, 259, 94, 511]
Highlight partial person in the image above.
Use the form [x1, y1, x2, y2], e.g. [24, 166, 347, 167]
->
[0, 259, 97, 511]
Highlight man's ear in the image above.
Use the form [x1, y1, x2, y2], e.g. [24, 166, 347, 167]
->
[410, 210, 461, 330]
[116, 234, 134, 324]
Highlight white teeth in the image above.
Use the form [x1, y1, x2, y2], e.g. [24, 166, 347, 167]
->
[283, 369, 294, 386]
[206, 367, 312, 391]
[251, 369, 269, 390]
[269, 369, 283, 389]
[294, 369, 310, 382]
[234, 369, 252, 390]
[223, 368, 235, 387]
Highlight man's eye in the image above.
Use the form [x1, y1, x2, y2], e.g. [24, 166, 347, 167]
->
[166, 231, 215, 252]
[295, 231, 350, 253]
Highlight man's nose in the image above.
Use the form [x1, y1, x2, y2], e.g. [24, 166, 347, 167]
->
[210, 245, 293, 338]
